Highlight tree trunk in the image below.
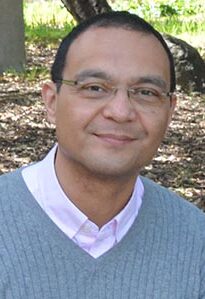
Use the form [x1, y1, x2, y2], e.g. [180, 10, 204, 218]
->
[61, 0, 205, 93]
[61, 0, 112, 23]
[0, 0, 25, 74]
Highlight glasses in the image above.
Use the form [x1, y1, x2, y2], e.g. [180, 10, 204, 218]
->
[55, 79, 173, 108]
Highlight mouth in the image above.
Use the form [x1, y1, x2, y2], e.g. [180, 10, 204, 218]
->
[93, 133, 136, 146]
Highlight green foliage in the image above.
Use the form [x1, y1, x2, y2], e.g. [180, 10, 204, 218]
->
[21, 0, 204, 82]
[3, 66, 49, 82]
[24, 0, 74, 26]
[25, 23, 73, 44]
[24, 0, 75, 44]
[109, 0, 205, 34]
[149, 16, 205, 35]
[159, 4, 178, 17]
[24, 0, 205, 44]
[109, 0, 204, 18]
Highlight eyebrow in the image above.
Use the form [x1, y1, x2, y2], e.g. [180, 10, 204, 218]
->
[75, 70, 113, 82]
[74, 70, 168, 90]
[132, 76, 168, 91]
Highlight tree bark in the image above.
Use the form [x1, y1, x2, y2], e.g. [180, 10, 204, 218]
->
[0, 0, 25, 73]
[61, 0, 205, 93]
[61, 0, 112, 23]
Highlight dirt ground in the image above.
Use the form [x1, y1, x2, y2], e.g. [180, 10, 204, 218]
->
[0, 43, 205, 210]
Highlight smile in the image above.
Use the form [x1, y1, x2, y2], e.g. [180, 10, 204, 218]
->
[94, 133, 136, 146]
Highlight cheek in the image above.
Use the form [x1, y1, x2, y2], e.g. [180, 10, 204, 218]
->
[142, 111, 170, 141]
[55, 99, 96, 137]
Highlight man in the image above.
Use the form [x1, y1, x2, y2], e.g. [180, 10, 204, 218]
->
[0, 11, 205, 298]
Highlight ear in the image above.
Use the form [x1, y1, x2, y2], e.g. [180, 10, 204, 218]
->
[42, 82, 58, 125]
[167, 93, 177, 125]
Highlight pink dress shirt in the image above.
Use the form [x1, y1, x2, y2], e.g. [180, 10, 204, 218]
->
[22, 145, 144, 258]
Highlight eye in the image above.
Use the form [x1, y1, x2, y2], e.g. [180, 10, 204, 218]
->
[132, 88, 159, 97]
[129, 87, 165, 106]
[78, 82, 111, 99]
[81, 83, 107, 93]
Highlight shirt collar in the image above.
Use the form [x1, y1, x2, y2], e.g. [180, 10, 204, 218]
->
[38, 144, 88, 238]
[38, 144, 143, 240]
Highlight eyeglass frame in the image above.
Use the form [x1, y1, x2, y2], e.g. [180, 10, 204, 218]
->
[54, 78, 174, 104]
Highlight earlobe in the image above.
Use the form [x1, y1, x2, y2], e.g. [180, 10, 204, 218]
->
[42, 82, 57, 125]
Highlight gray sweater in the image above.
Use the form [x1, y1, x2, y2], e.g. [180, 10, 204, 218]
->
[0, 169, 205, 298]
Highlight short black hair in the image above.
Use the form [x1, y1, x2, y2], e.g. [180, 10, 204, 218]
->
[51, 11, 176, 92]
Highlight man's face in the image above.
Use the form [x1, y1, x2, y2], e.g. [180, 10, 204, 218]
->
[43, 27, 176, 179]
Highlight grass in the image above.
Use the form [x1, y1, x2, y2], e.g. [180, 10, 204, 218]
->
[5, 0, 201, 82]
[25, 23, 73, 44]
[24, 0, 205, 45]
[150, 15, 205, 35]
[4, 0, 202, 80]
[24, 0, 75, 44]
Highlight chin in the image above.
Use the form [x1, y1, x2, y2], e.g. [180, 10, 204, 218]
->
[82, 158, 140, 180]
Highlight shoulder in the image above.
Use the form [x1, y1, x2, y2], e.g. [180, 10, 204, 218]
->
[0, 168, 39, 228]
[140, 176, 205, 231]
[0, 168, 22, 184]
[0, 168, 26, 198]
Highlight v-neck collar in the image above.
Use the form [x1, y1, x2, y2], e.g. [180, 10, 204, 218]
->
[6, 169, 159, 273]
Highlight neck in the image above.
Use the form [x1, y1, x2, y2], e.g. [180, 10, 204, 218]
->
[55, 149, 138, 228]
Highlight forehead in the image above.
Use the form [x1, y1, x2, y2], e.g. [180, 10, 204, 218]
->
[64, 27, 170, 84]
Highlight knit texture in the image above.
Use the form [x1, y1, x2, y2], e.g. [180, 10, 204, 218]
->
[0, 169, 205, 299]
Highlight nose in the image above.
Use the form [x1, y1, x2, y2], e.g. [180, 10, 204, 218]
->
[102, 88, 137, 123]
